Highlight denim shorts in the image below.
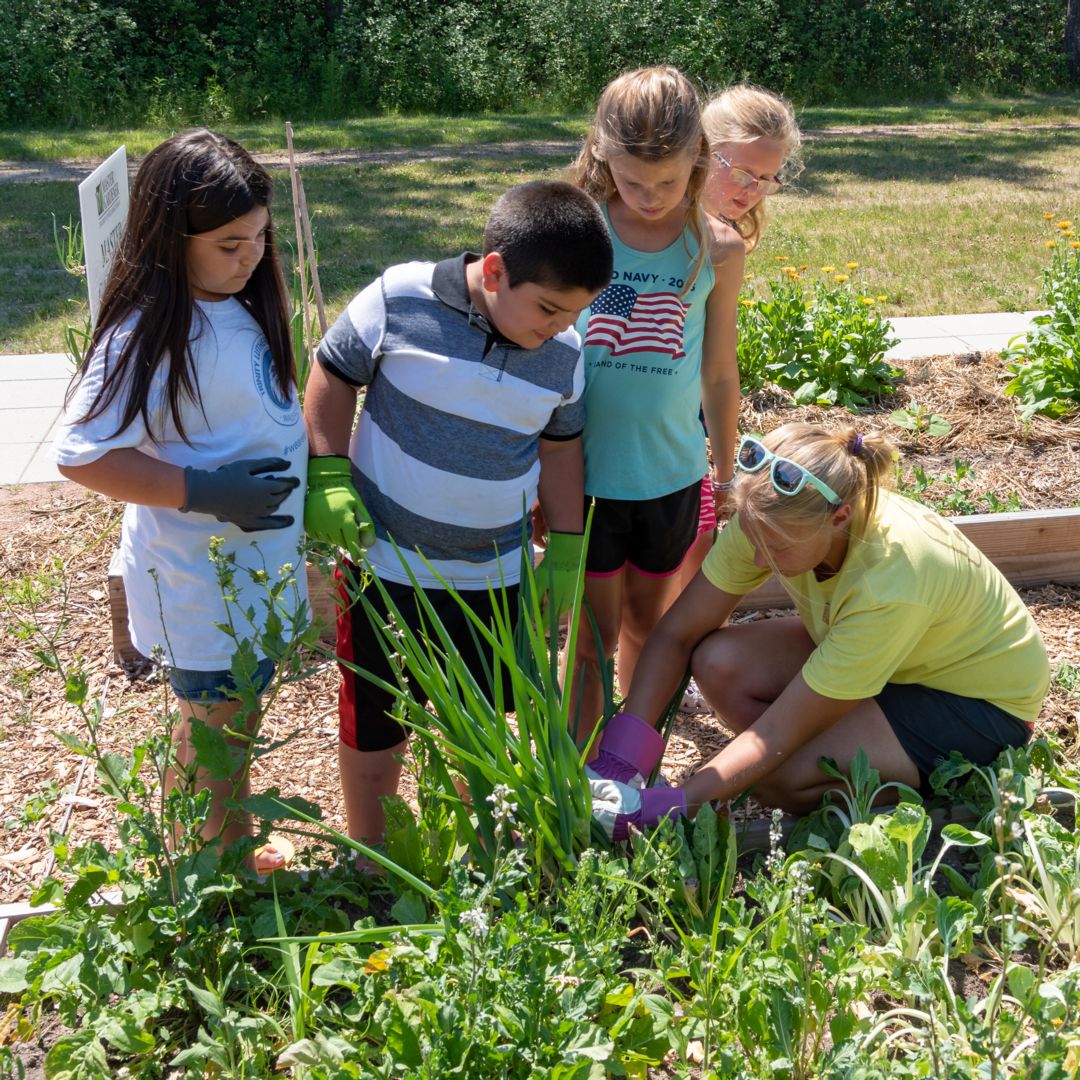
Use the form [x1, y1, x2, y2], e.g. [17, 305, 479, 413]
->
[168, 657, 276, 703]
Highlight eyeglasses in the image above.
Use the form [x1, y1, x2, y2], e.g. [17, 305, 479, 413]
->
[713, 153, 783, 196]
[736, 436, 842, 504]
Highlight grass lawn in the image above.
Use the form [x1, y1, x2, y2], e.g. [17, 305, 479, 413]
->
[2, 94, 1079, 353]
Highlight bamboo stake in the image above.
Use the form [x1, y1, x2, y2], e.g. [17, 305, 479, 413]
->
[298, 179, 327, 334]
[284, 122, 315, 362]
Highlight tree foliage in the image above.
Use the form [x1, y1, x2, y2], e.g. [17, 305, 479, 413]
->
[0, 0, 1070, 126]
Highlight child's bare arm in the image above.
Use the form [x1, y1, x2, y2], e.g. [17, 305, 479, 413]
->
[536, 435, 584, 535]
[623, 570, 742, 726]
[700, 223, 745, 494]
[59, 449, 186, 508]
[679, 676, 859, 810]
[303, 361, 359, 456]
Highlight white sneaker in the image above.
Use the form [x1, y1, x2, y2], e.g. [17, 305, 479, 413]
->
[680, 680, 708, 713]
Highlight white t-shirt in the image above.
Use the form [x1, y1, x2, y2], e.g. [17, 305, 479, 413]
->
[52, 298, 309, 669]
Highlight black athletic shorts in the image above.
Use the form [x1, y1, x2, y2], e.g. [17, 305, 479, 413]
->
[584, 479, 701, 577]
[876, 682, 1032, 793]
[336, 563, 518, 752]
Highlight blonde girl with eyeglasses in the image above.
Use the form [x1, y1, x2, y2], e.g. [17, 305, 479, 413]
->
[702, 83, 803, 251]
[679, 86, 804, 599]
[567, 66, 746, 751]
[586, 422, 1049, 839]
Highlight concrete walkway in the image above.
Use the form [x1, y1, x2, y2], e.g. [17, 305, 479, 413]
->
[0, 310, 1046, 486]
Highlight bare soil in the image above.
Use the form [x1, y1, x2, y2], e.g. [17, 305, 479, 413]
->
[1, 350, 1078, 905]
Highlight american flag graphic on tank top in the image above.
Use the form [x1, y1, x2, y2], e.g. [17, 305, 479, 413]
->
[584, 283, 687, 361]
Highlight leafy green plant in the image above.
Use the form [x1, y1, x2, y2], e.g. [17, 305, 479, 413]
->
[289, 238, 320, 403]
[4, 780, 60, 831]
[737, 273, 901, 410]
[889, 402, 952, 441]
[0, 548, 363, 1073]
[271, 839, 669, 1077]
[51, 213, 92, 371]
[817, 801, 986, 974]
[895, 458, 1022, 515]
[989, 808, 1080, 964]
[1003, 233, 1080, 419]
[1053, 660, 1080, 698]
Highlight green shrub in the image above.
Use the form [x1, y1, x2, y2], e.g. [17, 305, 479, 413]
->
[0, 0, 1071, 125]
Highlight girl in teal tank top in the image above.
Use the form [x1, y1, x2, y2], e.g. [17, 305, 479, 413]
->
[566, 66, 747, 748]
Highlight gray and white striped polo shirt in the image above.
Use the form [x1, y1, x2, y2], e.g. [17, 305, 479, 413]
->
[316, 254, 585, 589]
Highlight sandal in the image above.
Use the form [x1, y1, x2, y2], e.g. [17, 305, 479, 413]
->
[253, 833, 295, 876]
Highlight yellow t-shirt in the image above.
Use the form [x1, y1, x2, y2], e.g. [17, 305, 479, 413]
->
[701, 491, 1049, 722]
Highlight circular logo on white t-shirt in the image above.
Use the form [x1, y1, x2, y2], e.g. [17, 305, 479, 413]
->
[250, 341, 300, 426]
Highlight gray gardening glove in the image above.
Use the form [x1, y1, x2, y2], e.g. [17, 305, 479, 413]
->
[180, 456, 300, 532]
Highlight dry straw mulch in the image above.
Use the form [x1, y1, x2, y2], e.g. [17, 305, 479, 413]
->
[2, 351, 1078, 904]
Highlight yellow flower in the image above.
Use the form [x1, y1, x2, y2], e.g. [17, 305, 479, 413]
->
[363, 950, 392, 974]
[781, 265, 798, 276]
[846, 261, 859, 269]
[774, 255, 790, 262]
[1063, 230, 1075, 237]
[1043, 212, 1056, 219]
[1045, 240, 1057, 249]
[1057, 220, 1073, 229]
[744, 272, 754, 280]
[877, 294, 888, 301]
[1072, 241, 1080, 249]
[740, 298, 756, 307]
[798, 264, 808, 270]
[791, 272, 801, 280]
[820, 265, 835, 273]
[861, 296, 875, 305]
[835, 274, 849, 283]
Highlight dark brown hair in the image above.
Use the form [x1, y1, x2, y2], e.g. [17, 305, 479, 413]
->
[483, 180, 612, 293]
[70, 129, 293, 444]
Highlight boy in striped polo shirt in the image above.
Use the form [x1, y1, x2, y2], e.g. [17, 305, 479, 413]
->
[303, 180, 613, 844]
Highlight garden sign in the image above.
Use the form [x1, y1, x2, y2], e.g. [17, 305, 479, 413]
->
[77, 145, 128, 325]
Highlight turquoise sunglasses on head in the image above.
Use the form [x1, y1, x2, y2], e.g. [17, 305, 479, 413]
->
[736, 435, 842, 505]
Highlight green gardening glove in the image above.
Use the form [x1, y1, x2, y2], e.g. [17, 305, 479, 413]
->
[304, 455, 376, 558]
[537, 531, 585, 620]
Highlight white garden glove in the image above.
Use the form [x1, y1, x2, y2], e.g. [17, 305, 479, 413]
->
[589, 776, 687, 842]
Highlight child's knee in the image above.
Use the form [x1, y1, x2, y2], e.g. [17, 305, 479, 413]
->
[689, 634, 743, 701]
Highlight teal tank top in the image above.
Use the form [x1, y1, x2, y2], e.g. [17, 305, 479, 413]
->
[580, 210, 715, 500]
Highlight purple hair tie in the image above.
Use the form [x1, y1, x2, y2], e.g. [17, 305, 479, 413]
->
[849, 433, 863, 456]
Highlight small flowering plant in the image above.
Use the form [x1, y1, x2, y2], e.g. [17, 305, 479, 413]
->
[738, 262, 900, 411]
[1003, 216, 1080, 420]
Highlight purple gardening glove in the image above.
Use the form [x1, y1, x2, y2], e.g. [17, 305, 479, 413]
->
[584, 711, 665, 790]
[589, 776, 687, 842]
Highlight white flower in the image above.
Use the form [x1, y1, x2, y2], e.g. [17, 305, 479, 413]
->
[486, 783, 517, 826]
[765, 807, 785, 875]
[789, 859, 813, 903]
[460, 906, 489, 938]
